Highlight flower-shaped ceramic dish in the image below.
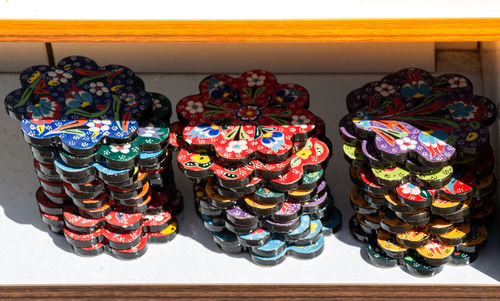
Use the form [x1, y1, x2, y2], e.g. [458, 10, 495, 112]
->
[64, 204, 175, 234]
[354, 209, 488, 274]
[64, 217, 178, 259]
[345, 141, 483, 204]
[58, 93, 171, 169]
[195, 181, 341, 247]
[222, 169, 323, 195]
[176, 70, 320, 164]
[250, 225, 326, 266]
[339, 68, 496, 168]
[202, 181, 334, 233]
[177, 137, 329, 191]
[203, 178, 329, 219]
[5, 56, 153, 156]
[216, 176, 326, 204]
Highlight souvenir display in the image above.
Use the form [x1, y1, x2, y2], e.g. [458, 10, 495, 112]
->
[175, 70, 341, 265]
[340, 68, 496, 276]
[5, 56, 182, 259]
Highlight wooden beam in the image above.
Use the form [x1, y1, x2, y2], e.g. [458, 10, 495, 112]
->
[0, 284, 498, 299]
[0, 19, 499, 42]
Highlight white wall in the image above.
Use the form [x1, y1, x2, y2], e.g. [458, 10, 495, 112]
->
[52, 42, 435, 74]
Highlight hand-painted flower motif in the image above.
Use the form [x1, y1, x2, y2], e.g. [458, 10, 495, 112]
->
[448, 76, 467, 88]
[185, 123, 221, 140]
[186, 100, 204, 114]
[47, 69, 72, 85]
[110, 143, 131, 154]
[291, 115, 310, 128]
[445, 101, 477, 120]
[87, 119, 112, 133]
[374, 83, 395, 97]
[138, 125, 162, 138]
[401, 78, 430, 99]
[296, 149, 312, 160]
[208, 78, 232, 100]
[339, 68, 496, 166]
[418, 130, 447, 158]
[226, 140, 248, 154]
[152, 98, 162, 108]
[236, 104, 262, 122]
[247, 73, 265, 87]
[177, 70, 316, 161]
[89, 82, 109, 96]
[65, 90, 93, 109]
[47, 69, 73, 86]
[261, 132, 285, 152]
[27, 96, 62, 121]
[401, 183, 421, 196]
[275, 89, 304, 103]
[395, 137, 417, 151]
[120, 93, 138, 107]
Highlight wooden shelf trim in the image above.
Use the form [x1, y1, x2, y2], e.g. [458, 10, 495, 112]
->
[0, 18, 500, 42]
[0, 284, 499, 299]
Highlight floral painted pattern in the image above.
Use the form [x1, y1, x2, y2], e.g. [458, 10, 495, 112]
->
[138, 125, 162, 138]
[87, 119, 112, 133]
[152, 98, 162, 109]
[26, 96, 62, 121]
[448, 76, 467, 88]
[374, 83, 395, 97]
[5, 56, 152, 155]
[291, 115, 311, 128]
[247, 73, 266, 86]
[235, 104, 262, 122]
[177, 70, 318, 162]
[445, 101, 477, 120]
[226, 140, 248, 154]
[395, 137, 417, 151]
[399, 183, 423, 197]
[47, 69, 72, 85]
[110, 143, 131, 154]
[339, 68, 496, 166]
[65, 89, 93, 110]
[185, 100, 204, 114]
[119, 93, 138, 107]
[89, 82, 109, 96]
[275, 89, 304, 103]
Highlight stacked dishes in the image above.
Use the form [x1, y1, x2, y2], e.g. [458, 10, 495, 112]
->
[5, 56, 182, 259]
[172, 70, 341, 266]
[340, 68, 496, 276]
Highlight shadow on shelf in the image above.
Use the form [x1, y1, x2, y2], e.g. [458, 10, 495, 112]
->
[0, 171, 74, 255]
[466, 208, 500, 282]
[46, 231, 75, 254]
[0, 111, 74, 255]
[176, 193, 254, 264]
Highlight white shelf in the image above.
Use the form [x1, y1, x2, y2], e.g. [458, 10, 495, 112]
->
[0, 0, 498, 20]
[0, 51, 498, 285]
